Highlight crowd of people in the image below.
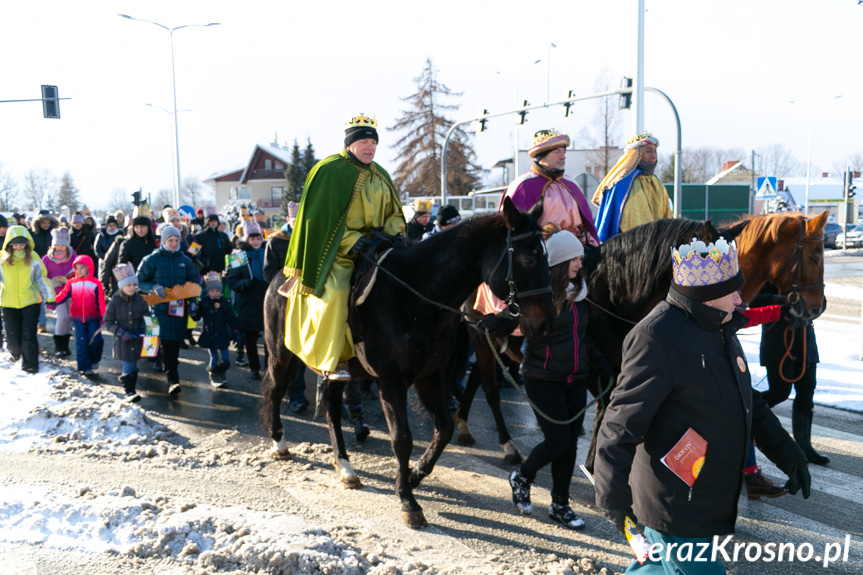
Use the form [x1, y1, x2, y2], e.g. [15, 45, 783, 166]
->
[0, 115, 828, 574]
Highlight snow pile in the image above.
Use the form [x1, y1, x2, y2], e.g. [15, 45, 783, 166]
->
[0, 359, 173, 455]
[0, 484, 389, 575]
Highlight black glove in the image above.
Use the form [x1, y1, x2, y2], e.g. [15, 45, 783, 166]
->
[785, 461, 811, 499]
[476, 313, 519, 338]
[349, 235, 374, 257]
[476, 313, 500, 334]
[605, 508, 637, 536]
[116, 327, 132, 342]
[780, 304, 809, 331]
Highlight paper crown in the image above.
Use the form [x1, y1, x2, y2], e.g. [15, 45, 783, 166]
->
[51, 227, 70, 247]
[242, 221, 262, 238]
[528, 129, 570, 158]
[113, 263, 138, 289]
[203, 272, 222, 291]
[204, 206, 218, 217]
[671, 237, 742, 300]
[346, 113, 377, 130]
[286, 201, 300, 219]
[413, 199, 433, 214]
[625, 131, 659, 150]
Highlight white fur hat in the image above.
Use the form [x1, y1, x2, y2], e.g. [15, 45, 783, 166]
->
[545, 230, 584, 267]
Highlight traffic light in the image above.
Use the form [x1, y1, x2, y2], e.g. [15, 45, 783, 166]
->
[846, 170, 857, 200]
[562, 90, 575, 118]
[517, 100, 529, 125]
[476, 109, 489, 134]
[619, 77, 633, 110]
[41, 85, 60, 119]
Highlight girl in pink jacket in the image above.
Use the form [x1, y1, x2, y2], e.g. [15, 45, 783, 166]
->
[55, 255, 105, 376]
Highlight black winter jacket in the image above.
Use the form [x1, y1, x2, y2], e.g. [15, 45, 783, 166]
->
[224, 243, 267, 332]
[103, 291, 150, 362]
[119, 232, 156, 271]
[194, 227, 232, 274]
[30, 214, 60, 258]
[71, 225, 97, 261]
[262, 228, 290, 283]
[192, 295, 237, 349]
[522, 299, 591, 382]
[99, 235, 125, 297]
[595, 290, 806, 538]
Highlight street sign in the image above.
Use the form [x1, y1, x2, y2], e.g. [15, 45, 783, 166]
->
[756, 177, 777, 199]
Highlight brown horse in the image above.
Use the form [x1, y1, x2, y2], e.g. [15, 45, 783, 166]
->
[453, 211, 829, 472]
[260, 198, 555, 528]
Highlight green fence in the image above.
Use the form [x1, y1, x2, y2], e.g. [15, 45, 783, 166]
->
[665, 183, 750, 224]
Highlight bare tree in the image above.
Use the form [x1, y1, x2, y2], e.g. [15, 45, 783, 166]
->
[106, 188, 130, 212]
[658, 146, 746, 184]
[0, 162, 17, 212]
[757, 144, 801, 178]
[181, 176, 210, 208]
[153, 188, 174, 211]
[831, 152, 863, 176]
[390, 58, 485, 198]
[23, 169, 56, 210]
[577, 68, 622, 177]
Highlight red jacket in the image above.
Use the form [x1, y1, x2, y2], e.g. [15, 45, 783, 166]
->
[741, 304, 781, 329]
[55, 255, 106, 322]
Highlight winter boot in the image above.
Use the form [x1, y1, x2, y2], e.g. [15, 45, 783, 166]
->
[119, 372, 141, 403]
[235, 347, 248, 367]
[792, 409, 830, 465]
[350, 405, 370, 443]
[548, 494, 585, 530]
[744, 469, 787, 500]
[217, 362, 230, 387]
[53, 335, 71, 357]
[167, 372, 181, 396]
[509, 469, 532, 515]
[208, 367, 222, 387]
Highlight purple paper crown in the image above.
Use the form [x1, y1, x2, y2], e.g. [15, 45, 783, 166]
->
[113, 263, 138, 289]
[242, 221, 262, 238]
[672, 237, 739, 288]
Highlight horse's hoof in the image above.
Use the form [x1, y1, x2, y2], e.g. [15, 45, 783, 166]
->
[504, 452, 523, 465]
[401, 510, 428, 529]
[341, 475, 362, 489]
[457, 433, 476, 446]
[269, 448, 292, 460]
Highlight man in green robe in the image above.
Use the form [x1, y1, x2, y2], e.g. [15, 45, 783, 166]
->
[281, 114, 405, 378]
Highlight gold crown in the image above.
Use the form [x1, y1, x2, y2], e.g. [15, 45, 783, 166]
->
[626, 131, 655, 146]
[346, 113, 377, 129]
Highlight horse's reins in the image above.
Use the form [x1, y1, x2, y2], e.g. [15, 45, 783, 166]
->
[355, 229, 550, 323]
[481, 327, 615, 425]
[773, 219, 824, 384]
[585, 296, 638, 326]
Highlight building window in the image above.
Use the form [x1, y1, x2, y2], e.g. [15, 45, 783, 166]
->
[264, 159, 272, 170]
[271, 186, 285, 201]
[275, 162, 284, 170]
[229, 186, 251, 200]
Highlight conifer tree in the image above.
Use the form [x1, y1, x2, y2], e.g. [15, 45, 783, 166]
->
[390, 58, 485, 198]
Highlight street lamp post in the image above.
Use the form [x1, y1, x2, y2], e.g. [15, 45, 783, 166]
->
[791, 95, 842, 215]
[496, 59, 542, 179]
[119, 14, 220, 208]
[546, 43, 557, 102]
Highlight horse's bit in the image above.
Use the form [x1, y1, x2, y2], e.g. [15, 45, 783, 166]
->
[485, 229, 552, 319]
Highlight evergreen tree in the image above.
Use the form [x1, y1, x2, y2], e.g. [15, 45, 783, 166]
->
[302, 138, 317, 177]
[390, 58, 485, 198]
[57, 171, 80, 212]
[282, 140, 304, 218]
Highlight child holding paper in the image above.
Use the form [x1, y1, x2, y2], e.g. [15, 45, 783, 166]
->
[103, 263, 150, 402]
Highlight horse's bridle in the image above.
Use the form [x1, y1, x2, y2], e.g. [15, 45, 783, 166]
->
[485, 229, 552, 318]
[777, 219, 824, 307]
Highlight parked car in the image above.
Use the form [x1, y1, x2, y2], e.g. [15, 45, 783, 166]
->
[823, 222, 843, 248]
[836, 223, 863, 249]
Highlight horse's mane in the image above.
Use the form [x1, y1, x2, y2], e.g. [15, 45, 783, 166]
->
[729, 212, 803, 249]
[586, 217, 711, 312]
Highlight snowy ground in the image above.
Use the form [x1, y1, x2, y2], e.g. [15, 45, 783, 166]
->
[0, 275, 861, 574]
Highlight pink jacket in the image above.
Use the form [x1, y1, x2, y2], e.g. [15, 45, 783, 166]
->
[55, 255, 106, 322]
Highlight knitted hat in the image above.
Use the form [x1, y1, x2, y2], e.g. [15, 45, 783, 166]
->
[106, 215, 117, 226]
[344, 113, 379, 147]
[0, 214, 7, 227]
[545, 230, 584, 267]
[132, 215, 151, 227]
[71, 213, 85, 225]
[203, 271, 222, 292]
[51, 227, 71, 247]
[671, 237, 743, 302]
[159, 224, 181, 241]
[436, 205, 461, 227]
[242, 221, 262, 239]
[528, 129, 570, 159]
[113, 263, 138, 289]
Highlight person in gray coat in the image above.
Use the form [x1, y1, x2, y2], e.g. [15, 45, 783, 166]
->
[103, 263, 150, 402]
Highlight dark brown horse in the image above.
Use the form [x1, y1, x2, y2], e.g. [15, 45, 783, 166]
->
[453, 211, 829, 472]
[261, 198, 555, 528]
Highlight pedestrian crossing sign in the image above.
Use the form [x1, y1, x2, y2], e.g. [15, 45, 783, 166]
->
[756, 177, 778, 199]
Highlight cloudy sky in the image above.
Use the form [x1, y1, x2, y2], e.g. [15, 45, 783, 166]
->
[1, 0, 860, 210]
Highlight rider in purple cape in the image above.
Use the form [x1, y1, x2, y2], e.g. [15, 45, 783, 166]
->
[500, 130, 600, 248]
